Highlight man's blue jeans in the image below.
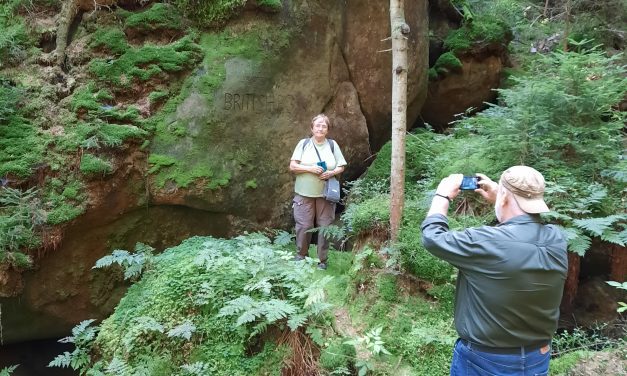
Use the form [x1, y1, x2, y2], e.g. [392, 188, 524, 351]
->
[450, 339, 550, 376]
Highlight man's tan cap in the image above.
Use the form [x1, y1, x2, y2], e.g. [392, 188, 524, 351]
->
[500, 166, 550, 214]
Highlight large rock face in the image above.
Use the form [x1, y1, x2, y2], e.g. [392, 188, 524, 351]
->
[3, 0, 429, 343]
[421, 54, 506, 128]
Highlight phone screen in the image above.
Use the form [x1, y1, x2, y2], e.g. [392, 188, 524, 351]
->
[460, 176, 479, 190]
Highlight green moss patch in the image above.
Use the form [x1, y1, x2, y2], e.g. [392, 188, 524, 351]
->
[432, 51, 463, 78]
[148, 24, 293, 190]
[170, 0, 247, 27]
[89, 27, 129, 55]
[80, 154, 113, 176]
[123, 3, 184, 33]
[89, 35, 202, 88]
[444, 16, 510, 53]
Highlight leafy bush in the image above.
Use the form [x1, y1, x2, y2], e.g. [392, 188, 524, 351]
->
[319, 337, 356, 373]
[342, 194, 390, 235]
[54, 234, 334, 374]
[0, 1, 32, 67]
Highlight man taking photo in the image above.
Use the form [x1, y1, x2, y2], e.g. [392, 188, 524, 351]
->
[421, 166, 568, 375]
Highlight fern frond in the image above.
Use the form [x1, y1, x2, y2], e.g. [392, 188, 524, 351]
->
[236, 306, 265, 326]
[273, 230, 294, 246]
[105, 357, 130, 375]
[180, 362, 210, 376]
[573, 215, 626, 237]
[167, 321, 196, 340]
[49, 352, 73, 368]
[0, 365, 18, 376]
[263, 299, 297, 323]
[568, 233, 592, 256]
[287, 313, 307, 331]
[218, 295, 255, 317]
[306, 326, 325, 346]
[72, 319, 97, 338]
[244, 278, 273, 296]
[600, 230, 625, 246]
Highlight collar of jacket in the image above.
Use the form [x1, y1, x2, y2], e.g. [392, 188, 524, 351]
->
[496, 213, 542, 227]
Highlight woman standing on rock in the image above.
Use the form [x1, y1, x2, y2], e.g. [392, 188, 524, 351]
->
[289, 114, 347, 270]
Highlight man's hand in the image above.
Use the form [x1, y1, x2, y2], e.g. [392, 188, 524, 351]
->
[435, 174, 464, 201]
[427, 174, 463, 217]
[475, 173, 498, 204]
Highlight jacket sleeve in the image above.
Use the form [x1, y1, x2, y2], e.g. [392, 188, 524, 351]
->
[420, 214, 496, 272]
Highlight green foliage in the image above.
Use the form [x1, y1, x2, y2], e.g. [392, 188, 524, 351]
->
[93, 242, 155, 280]
[65, 234, 333, 374]
[443, 15, 510, 52]
[0, 1, 32, 67]
[0, 78, 20, 122]
[170, 0, 247, 27]
[0, 79, 46, 177]
[147, 153, 178, 174]
[549, 350, 592, 376]
[606, 281, 627, 313]
[123, 3, 184, 32]
[426, 283, 455, 312]
[89, 35, 202, 87]
[432, 51, 463, 78]
[344, 327, 391, 375]
[342, 194, 390, 235]
[79, 154, 112, 176]
[89, 28, 129, 55]
[319, 337, 356, 373]
[257, 0, 282, 9]
[0, 365, 18, 376]
[375, 274, 398, 303]
[49, 319, 99, 373]
[0, 187, 44, 268]
[245, 179, 257, 189]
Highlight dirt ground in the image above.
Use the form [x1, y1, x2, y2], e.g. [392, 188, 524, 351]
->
[567, 350, 626, 376]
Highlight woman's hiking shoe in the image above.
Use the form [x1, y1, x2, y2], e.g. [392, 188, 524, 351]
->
[293, 255, 305, 261]
[317, 262, 327, 270]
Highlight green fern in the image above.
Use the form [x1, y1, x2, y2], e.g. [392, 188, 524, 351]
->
[180, 362, 211, 376]
[573, 215, 626, 240]
[167, 321, 196, 340]
[307, 224, 346, 242]
[273, 230, 294, 246]
[49, 319, 99, 372]
[93, 243, 154, 280]
[0, 366, 18, 376]
[105, 357, 130, 375]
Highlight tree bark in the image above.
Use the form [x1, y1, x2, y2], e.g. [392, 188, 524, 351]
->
[389, 0, 408, 243]
[610, 244, 626, 282]
[55, 0, 79, 67]
[560, 252, 580, 314]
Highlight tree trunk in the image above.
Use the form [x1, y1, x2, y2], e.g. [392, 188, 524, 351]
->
[389, 0, 408, 243]
[55, 0, 79, 67]
[562, 0, 571, 51]
[610, 244, 626, 282]
[560, 252, 580, 314]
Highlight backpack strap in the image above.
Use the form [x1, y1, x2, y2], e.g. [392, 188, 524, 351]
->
[302, 137, 335, 154]
[300, 138, 335, 160]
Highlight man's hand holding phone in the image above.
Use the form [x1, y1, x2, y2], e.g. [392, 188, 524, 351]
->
[475, 173, 498, 203]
